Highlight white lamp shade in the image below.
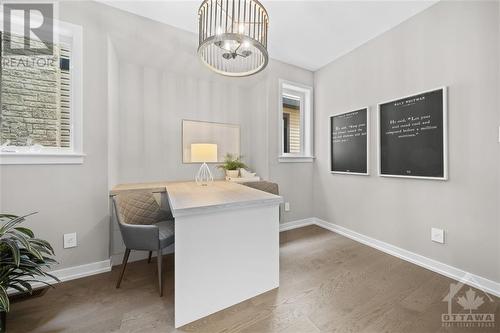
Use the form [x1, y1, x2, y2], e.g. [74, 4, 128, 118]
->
[191, 143, 218, 163]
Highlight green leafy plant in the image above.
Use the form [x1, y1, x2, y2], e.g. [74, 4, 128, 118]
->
[217, 153, 247, 171]
[0, 213, 59, 312]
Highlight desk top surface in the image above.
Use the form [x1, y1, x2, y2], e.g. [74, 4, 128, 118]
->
[111, 181, 170, 195]
[111, 180, 283, 217]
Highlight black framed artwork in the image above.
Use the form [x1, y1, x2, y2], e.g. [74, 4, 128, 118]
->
[378, 87, 448, 180]
[330, 108, 369, 175]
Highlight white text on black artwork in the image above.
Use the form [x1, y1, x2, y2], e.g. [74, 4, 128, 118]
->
[332, 121, 367, 143]
[385, 114, 438, 139]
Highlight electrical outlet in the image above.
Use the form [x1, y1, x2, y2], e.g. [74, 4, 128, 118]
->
[431, 228, 444, 244]
[284, 202, 290, 212]
[64, 232, 77, 249]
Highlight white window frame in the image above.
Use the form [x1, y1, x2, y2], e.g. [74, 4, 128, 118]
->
[0, 16, 84, 165]
[278, 79, 314, 163]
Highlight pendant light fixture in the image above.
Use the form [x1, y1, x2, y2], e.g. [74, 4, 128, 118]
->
[198, 0, 269, 77]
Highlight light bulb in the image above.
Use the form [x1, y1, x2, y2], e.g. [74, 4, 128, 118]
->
[224, 41, 231, 50]
[242, 41, 250, 48]
[216, 26, 222, 35]
[238, 24, 245, 34]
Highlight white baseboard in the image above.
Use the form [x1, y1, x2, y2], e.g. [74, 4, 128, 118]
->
[51, 259, 112, 282]
[279, 218, 315, 231]
[19, 259, 112, 292]
[111, 250, 150, 266]
[313, 218, 500, 298]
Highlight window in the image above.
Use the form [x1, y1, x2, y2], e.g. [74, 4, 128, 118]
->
[279, 80, 313, 162]
[283, 113, 290, 153]
[0, 16, 83, 164]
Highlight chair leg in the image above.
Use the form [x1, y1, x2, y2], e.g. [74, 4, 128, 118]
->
[116, 248, 131, 289]
[157, 249, 163, 297]
[147, 251, 152, 264]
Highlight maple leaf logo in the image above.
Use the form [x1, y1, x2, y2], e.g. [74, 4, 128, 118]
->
[457, 289, 485, 313]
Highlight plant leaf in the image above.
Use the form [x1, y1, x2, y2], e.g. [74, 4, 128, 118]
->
[0, 214, 18, 221]
[2, 239, 20, 266]
[41, 271, 60, 283]
[0, 215, 25, 234]
[0, 211, 58, 303]
[6, 231, 31, 251]
[8, 283, 28, 294]
[16, 280, 33, 294]
[29, 238, 55, 255]
[14, 227, 34, 238]
[0, 285, 10, 312]
[31, 247, 44, 260]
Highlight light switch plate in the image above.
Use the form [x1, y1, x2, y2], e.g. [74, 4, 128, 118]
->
[64, 232, 77, 248]
[431, 228, 444, 244]
[284, 202, 290, 212]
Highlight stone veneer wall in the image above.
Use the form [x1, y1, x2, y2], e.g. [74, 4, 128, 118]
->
[0, 34, 70, 147]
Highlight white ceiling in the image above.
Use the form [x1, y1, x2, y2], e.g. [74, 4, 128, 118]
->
[100, 0, 437, 71]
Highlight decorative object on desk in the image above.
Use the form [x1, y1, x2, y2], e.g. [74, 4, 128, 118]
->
[330, 108, 369, 175]
[226, 168, 260, 182]
[240, 168, 256, 178]
[378, 87, 447, 180]
[218, 153, 247, 178]
[226, 170, 239, 178]
[197, 0, 269, 77]
[0, 213, 59, 332]
[191, 143, 218, 185]
[227, 176, 261, 183]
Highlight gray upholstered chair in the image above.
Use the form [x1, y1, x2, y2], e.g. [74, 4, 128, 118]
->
[112, 191, 174, 296]
[242, 181, 279, 196]
[242, 181, 281, 221]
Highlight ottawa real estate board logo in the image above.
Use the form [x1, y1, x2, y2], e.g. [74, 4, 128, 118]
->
[442, 275, 496, 329]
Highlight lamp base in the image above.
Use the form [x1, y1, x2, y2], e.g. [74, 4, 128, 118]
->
[195, 162, 214, 186]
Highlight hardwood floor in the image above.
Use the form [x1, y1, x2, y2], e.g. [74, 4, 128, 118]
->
[7, 225, 499, 333]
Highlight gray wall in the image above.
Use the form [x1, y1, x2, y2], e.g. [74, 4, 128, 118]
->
[248, 61, 315, 222]
[313, 0, 500, 282]
[107, 37, 120, 191]
[107, 6, 314, 223]
[0, 1, 314, 269]
[0, 1, 111, 269]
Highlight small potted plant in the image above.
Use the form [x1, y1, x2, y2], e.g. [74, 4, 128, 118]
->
[0, 213, 59, 332]
[218, 153, 247, 178]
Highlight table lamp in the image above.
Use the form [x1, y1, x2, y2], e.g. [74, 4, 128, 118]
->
[191, 143, 218, 186]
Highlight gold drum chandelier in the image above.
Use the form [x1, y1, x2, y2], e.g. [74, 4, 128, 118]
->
[198, 0, 269, 77]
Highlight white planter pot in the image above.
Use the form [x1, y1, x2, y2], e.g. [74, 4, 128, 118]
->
[226, 170, 239, 178]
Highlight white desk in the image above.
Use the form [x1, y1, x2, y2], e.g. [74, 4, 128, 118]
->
[112, 180, 282, 328]
[168, 181, 282, 327]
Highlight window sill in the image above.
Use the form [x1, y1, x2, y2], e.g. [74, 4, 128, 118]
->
[0, 152, 86, 165]
[278, 156, 315, 163]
